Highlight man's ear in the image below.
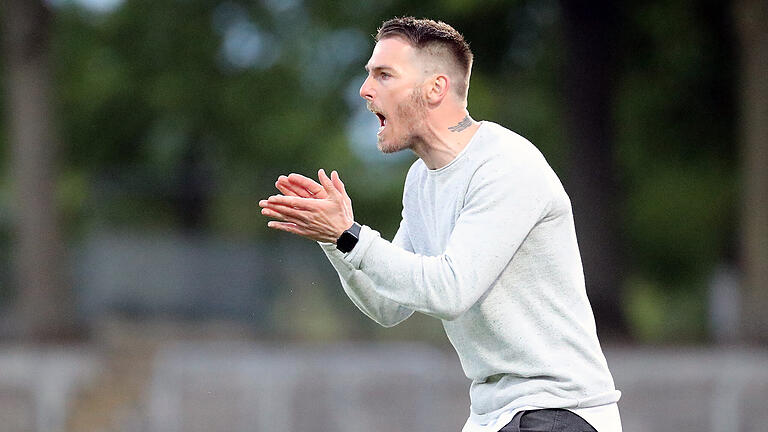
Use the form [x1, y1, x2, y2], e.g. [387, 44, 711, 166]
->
[426, 74, 449, 104]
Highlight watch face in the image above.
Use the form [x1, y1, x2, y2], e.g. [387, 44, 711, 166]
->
[337, 230, 358, 253]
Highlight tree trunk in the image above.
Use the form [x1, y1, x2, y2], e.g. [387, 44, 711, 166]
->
[560, 0, 628, 339]
[1, 0, 76, 340]
[734, 0, 768, 344]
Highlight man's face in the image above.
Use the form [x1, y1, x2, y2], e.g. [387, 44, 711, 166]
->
[359, 37, 428, 153]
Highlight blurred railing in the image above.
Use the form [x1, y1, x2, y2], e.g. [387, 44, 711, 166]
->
[0, 347, 101, 432]
[147, 342, 468, 432]
[609, 347, 768, 432]
[2, 342, 767, 432]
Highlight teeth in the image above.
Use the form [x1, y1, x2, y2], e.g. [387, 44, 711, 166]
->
[377, 118, 385, 135]
[375, 113, 387, 135]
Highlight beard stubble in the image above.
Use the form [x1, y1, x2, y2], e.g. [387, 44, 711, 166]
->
[377, 88, 428, 154]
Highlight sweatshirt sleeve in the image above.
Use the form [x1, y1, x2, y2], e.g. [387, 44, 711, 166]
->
[319, 216, 415, 327]
[335, 158, 551, 321]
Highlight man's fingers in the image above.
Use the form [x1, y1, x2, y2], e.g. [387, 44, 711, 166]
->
[331, 171, 353, 211]
[260, 206, 306, 225]
[260, 199, 314, 224]
[331, 170, 346, 195]
[262, 194, 313, 209]
[267, 221, 312, 237]
[267, 221, 297, 230]
[318, 169, 338, 197]
[260, 207, 285, 220]
[287, 173, 325, 198]
[276, 176, 307, 197]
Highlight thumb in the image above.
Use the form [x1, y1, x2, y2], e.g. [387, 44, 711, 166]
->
[318, 169, 337, 197]
[331, 170, 347, 196]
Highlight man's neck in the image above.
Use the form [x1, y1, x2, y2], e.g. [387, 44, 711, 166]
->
[412, 111, 481, 170]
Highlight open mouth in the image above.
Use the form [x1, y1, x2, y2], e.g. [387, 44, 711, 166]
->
[375, 112, 387, 135]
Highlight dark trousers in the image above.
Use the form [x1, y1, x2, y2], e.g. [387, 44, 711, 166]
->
[499, 409, 597, 432]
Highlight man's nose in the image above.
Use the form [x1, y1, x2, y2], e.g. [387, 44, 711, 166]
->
[359, 76, 374, 101]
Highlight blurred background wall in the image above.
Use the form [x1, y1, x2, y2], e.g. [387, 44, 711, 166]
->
[0, 0, 766, 431]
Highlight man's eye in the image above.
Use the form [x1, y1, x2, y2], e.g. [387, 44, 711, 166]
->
[380, 72, 390, 79]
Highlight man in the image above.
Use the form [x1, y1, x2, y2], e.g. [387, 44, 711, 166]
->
[259, 17, 622, 432]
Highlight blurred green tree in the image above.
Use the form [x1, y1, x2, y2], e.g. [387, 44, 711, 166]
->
[0, 0, 753, 343]
[616, 0, 740, 342]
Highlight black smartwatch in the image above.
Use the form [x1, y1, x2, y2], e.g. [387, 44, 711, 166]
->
[336, 222, 361, 253]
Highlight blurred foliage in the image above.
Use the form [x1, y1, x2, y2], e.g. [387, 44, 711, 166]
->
[614, 0, 738, 341]
[0, 0, 738, 343]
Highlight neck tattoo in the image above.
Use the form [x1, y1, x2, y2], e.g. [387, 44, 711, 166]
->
[448, 115, 472, 133]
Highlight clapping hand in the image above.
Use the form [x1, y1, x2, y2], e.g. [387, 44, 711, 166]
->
[260, 169, 354, 243]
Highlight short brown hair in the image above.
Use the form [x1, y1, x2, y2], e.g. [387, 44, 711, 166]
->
[376, 17, 474, 100]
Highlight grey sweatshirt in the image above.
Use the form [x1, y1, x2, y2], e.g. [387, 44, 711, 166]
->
[320, 121, 620, 416]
